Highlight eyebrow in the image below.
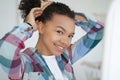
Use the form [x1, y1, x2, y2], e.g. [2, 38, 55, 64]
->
[56, 26, 75, 35]
[56, 26, 66, 32]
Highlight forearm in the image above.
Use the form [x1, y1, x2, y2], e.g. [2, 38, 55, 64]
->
[71, 13, 104, 63]
[75, 12, 103, 33]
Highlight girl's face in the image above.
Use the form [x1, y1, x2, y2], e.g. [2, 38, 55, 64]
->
[38, 14, 75, 56]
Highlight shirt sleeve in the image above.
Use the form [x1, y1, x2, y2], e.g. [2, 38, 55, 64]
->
[0, 22, 34, 79]
[69, 14, 104, 64]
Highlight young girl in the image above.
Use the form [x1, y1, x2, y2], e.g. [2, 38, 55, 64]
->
[0, 0, 103, 80]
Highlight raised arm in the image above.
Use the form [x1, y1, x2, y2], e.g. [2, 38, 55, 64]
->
[0, 1, 51, 79]
[70, 12, 104, 63]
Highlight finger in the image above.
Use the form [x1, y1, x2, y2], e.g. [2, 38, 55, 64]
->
[41, 1, 53, 10]
[30, 7, 43, 17]
[31, 7, 42, 13]
[41, 0, 51, 2]
[34, 11, 43, 18]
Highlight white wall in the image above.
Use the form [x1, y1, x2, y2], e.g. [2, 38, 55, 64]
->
[0, 0, 18, 38]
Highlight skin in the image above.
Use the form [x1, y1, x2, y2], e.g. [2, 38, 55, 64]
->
[75, 14, 87, 22]
[25, 1, 86, 56]
[36, 14, 75, 56]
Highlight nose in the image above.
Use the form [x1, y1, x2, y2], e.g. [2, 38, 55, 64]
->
[60, 36, 71, 47]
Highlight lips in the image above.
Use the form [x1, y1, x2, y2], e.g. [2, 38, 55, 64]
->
[54, 44, 65, 53]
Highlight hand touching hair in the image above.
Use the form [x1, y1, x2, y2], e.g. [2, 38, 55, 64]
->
[18, 0, 41, 19]
[19, 0, 52, 30]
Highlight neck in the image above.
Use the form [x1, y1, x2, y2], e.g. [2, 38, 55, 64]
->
[35, 38, 52, 56]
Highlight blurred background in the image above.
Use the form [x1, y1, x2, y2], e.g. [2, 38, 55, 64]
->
[0, 0, 112, 80]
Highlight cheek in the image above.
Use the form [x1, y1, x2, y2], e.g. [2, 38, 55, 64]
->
[49, 35, 59, 42]
[43, 32, 58, 42]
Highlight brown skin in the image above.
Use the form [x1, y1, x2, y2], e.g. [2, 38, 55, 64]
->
[36, 14, 75, 56]
[75, 14, 87, 22]
[25, 1, 87, 56]
[25, 1, 53, 29]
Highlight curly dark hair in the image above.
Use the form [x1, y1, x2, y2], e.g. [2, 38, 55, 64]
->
[36, 2, 75, 23]
[18, 0, 41, 19]
[18, 0, 75, 23]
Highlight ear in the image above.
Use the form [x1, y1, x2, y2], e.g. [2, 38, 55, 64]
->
[37, 21, 45, 34]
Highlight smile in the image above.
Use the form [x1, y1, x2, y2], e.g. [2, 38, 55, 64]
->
[55, 44, 64, 52]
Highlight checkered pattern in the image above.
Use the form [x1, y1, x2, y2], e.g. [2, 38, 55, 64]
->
[0, 16, 103, 80]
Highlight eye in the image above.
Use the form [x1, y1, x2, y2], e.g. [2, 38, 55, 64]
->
[68, 34, 74, 39]
[57, 30, 64, 35]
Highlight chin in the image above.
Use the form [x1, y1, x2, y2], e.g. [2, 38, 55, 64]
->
[54, 52, 62, 56]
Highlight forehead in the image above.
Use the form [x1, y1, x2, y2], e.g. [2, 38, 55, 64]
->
[49, 14, 75, 31]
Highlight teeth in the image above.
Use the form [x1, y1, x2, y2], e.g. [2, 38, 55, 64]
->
[57, 46, 64, 50]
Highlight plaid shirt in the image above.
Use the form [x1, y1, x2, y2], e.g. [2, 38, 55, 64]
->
[0, 16, 103, 80]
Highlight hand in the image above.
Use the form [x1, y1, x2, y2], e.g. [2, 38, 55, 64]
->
[41, 0, 53, 10]
[75, 13, 87, 22]
[25, 1, 52, 30]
